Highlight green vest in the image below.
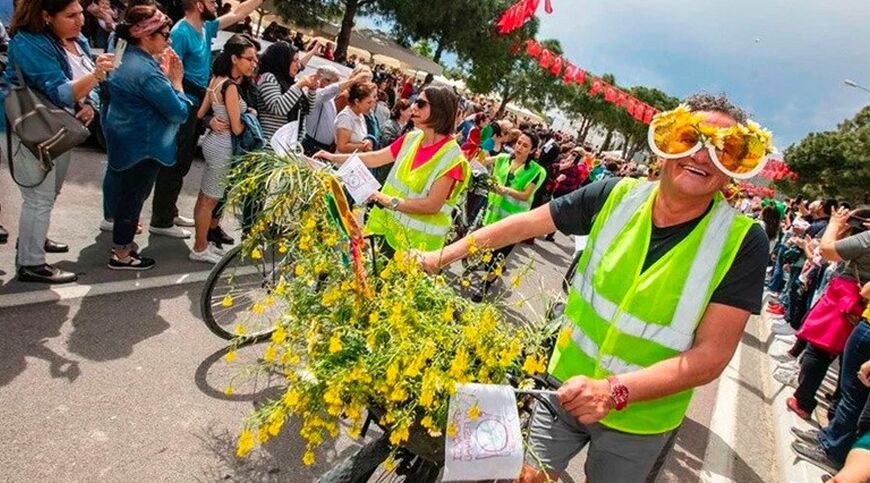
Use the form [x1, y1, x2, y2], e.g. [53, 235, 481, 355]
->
[365, 130, 470, 251]
[549, 178, 754, 434]
[482, 155, 547, 226]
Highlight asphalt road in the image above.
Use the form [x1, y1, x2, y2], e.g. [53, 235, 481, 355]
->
[0, 148, 779, 482]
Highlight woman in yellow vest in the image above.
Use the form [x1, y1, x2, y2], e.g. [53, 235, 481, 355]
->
[475, 131, 547, 298]
[314, 86, 470, 257]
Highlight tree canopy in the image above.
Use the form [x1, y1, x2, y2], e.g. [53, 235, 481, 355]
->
[779, 105, 870, 201]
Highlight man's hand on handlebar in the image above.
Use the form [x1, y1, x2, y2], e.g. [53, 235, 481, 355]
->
[557, 375, 613, 424]
[313, 150, 335, 163]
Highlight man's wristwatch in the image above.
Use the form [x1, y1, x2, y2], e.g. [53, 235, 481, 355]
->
[388, 197, 400, 210]
[607, 375, 629, 411]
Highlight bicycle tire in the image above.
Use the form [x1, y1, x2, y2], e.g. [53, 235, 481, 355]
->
[199, 244, 288, 343]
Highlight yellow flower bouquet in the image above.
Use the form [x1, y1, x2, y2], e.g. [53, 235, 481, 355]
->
[221, 152, 551, 465]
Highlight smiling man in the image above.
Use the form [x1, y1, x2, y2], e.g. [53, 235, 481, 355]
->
[420, 93, 772, 482]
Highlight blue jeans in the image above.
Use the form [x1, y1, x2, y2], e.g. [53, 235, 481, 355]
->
[767, 242, 788, 292]
[111, 160, 161, 250]
[820, 320, 870, 464]
[102, 165, 122, 220]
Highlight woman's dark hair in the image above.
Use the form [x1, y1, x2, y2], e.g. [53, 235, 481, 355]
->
[519, 129, 540, 151]
[421, 86, 459, 136]
[212, 37, 256, 78]
[348, 82, 377, 105]
[760, 205, 781, 241]
[116, 5, 171, 44]
[258, 40, 296, 91]
[9, 0, 77, 35]
[488, 121, 502, 138]
[390, 99, 411, 120]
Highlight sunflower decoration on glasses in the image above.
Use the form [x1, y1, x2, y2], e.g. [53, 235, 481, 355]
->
[648, 104, 775, 179]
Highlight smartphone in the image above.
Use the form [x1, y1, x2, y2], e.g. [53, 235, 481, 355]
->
[113, 38, 127, 69]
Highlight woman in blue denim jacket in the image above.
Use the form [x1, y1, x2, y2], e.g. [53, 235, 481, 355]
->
[4, 0, 114, 284]
[103, 5, 190, 270]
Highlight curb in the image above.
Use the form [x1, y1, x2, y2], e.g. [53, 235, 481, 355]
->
[761, 311, 834, 483]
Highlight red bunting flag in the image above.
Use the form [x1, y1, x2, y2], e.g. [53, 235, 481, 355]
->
[625, 97, 636, 113]
[603, 84, 618, 103]
[496, 0, 554, 35]
[538, 49, 554, 68]
[549, 56, 563, 76]
[563, 63, 577, 84]
[615, 90, 628, 107]
[573, 68, 586, 85]
[643, 106, 656, 124]
[525, 39, 541, 57]
[589, 77, 603, 95]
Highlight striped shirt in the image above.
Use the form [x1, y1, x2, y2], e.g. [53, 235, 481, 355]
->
[255, 72, 306, 142]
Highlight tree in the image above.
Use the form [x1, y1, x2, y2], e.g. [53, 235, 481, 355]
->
[381, 0, 507, 63]
[780, 106, 870, 201]
[272, 0, 381, 63]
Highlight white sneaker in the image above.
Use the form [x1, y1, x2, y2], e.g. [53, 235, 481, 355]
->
[209, 242, 226, 257]
[99, 219, 114, 232]
[775, 333, 798, 344]
[776, 359, 800, 372]
[189, 244, 223, 264]
[773, 367, 799, 388]
[771, 322, 796, 336]
[173, 215, 196, 227]
[149, 225, 192, 239]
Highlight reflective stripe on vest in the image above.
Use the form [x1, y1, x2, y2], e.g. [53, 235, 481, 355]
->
[548, 178, 752, 434]
[571, 198, 737, 355]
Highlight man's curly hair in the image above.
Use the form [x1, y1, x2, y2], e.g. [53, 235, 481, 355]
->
[682, 93, 748, 124]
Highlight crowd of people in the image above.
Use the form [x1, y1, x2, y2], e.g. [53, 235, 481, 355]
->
[1, 0, 870, 481]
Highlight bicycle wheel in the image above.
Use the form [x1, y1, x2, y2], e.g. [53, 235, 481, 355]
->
[200, 244, 290, 342]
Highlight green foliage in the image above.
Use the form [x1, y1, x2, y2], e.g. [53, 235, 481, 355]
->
[272, 0, 343, 29]
[780, 105, 870, 201]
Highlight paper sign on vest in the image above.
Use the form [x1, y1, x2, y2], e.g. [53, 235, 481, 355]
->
[336, 154, 381, 205]
[442, 383, 523, 481]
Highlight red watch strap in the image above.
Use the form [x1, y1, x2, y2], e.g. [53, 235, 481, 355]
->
[607, 375, 629, 411]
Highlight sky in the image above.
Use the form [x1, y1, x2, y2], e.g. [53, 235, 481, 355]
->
[364, 0, 870, 149]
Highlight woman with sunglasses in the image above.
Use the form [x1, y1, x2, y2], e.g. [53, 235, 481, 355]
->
[418, 94, 773, 483]
[190, 38, 257, 264]
[102, 5, 189, 270]
[314, 85, 470, 255]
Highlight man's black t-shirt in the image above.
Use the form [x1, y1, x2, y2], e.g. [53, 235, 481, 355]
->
[549, 179, 769, 314]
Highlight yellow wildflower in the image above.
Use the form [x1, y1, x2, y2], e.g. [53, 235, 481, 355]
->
[384, 456, 398, 472]
[522, 355, 540, 374]
[225, 350, 237, 362]
[221, 294, 233, 307]
[277, 243, 288, 254]
[482, 252, 492, 263]
[271, 325, 286, 344]
[328, 334, 342, 353]
[234, 325, 246, 336]
[446, 422, 457, 438]
[460, 279, 471, 288]
[304, 216, 317, 231]
[386, 362, 400, 385]
[467, 404, 481, 420]
[389, 423, 410, 445]
[250, 248, 262, 260]
[302, 449, 316, 466]
[224, 385, 234, 396]
[294, 264, 305, 277]
[263, 344, 277, 362]
[511, 275, 522, 288]
[441, 305, 454, 323]
[235, 429, 255, 458]
[267, 414, 285, 436]
[251, 303, 264, 315]
[369, 312, 380, 324]
[283, 389, 301, 408]
[314, 260, 328, 274]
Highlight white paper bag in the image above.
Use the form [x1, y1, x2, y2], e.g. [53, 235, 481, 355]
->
[442, 383, 524, 481]
[270, 121, 300, 156]
[335, 154, 381, 205]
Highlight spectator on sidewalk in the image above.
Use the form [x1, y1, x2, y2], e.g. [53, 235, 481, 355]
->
[334, 82, 377, 154]
[255, 40, 319, 142]
[148, 0, 262, 240]
[300, 67, 368, 156]
[5, 0, 115, 284]
[190, 38, 258, 263]
[379, 99, 411, 147]
[103, 5, 190, 270]
[791, 207, 870, 473]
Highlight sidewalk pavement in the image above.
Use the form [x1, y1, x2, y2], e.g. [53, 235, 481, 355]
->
[0, 147, 238, 299]
[761, 304, 836, 483]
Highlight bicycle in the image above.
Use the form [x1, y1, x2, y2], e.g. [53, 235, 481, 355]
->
[316, 375, 565, 483]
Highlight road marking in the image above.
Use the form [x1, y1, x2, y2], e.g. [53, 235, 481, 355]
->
[0, 271, 213, 308]
[700, 337, 744, 483]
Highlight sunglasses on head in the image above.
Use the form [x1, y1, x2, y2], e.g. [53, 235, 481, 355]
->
[414, 98, 429, 109]
[647, 104, 774, 179]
